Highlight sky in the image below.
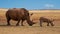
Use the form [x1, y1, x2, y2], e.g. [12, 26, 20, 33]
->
[0, 0, 60, 10]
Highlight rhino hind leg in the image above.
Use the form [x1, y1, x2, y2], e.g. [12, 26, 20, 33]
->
[7, 17, 11, 26]
[47, 22, 49, 26]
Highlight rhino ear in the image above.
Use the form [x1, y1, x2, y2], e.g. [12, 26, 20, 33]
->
[30, 13, 33, 16]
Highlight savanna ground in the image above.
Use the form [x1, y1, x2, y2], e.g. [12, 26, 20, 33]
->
[0, 9, 60, 34]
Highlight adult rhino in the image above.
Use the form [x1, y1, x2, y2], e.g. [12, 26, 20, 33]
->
[6, 8, 35, 26]
[39, 17, 54, 27]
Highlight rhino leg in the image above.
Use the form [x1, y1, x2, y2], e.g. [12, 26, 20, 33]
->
[40, 21, 42, 27]
[7, 17, 11, 26]
[21, 20, 25, 26]
[50, 22, 54, 26]
[16, 20, 20, 26]
[47, 22, 49, 26]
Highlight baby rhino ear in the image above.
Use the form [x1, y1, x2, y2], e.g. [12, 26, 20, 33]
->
[30, 13, 33, 16]
[31, 13, 33, 15]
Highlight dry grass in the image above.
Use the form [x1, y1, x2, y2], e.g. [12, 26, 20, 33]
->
[0, 9, 60, 34]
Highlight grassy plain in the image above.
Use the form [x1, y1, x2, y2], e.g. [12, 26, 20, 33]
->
[0, 9, 60, 34]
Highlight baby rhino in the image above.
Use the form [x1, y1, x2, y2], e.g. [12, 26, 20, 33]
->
[39, 17, 54, 27]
